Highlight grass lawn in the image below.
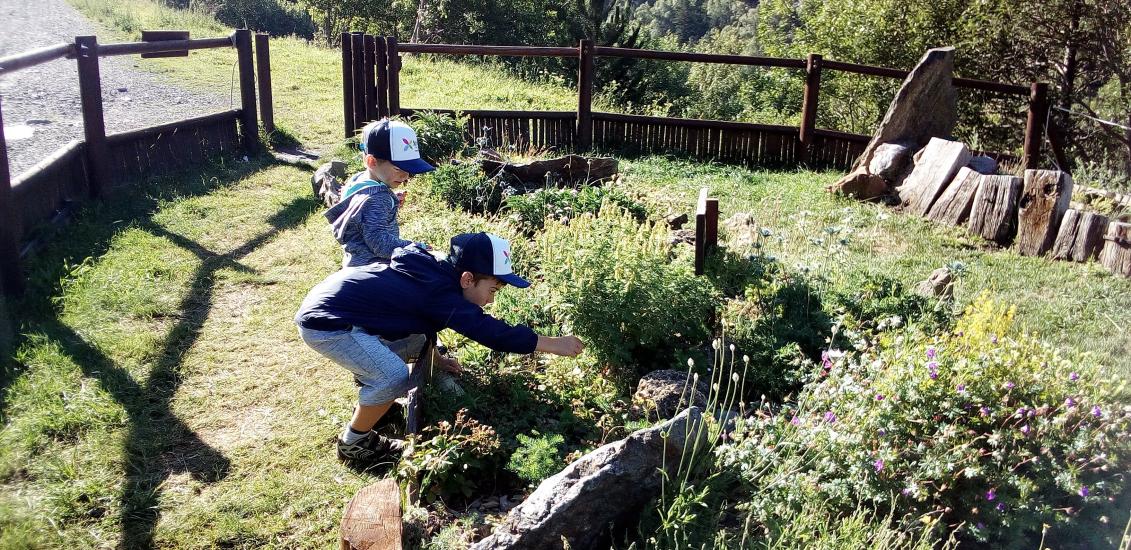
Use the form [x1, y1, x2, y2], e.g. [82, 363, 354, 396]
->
[0, 0, 1127, 547]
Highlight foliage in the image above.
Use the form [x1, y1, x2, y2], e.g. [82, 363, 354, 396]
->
[425, 163, 509, 214]
[824, 270, 952, 344]
[506, 432, 566, 485]
[398, 409, 502, 505]
[504, 184, 647, 233]
[714, 293, 1131, 548]
[407, 111, 470, 165]
[191, 0, 315, 38]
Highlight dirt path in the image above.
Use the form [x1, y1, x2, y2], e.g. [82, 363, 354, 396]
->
[1, 0, 229, 176]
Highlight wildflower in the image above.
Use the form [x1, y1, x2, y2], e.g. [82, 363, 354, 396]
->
[873, 458, 884, 472]
[1004, 381, 1015, 390]
[979, 406, 991, 417]
[926, 346, 937, 359]
[1065, 397, 1077, 408]
[877, 429, 886, 437]
[1091, 405, 1102, 418]
[824, 411, 837, 423]
[956, 384, 966, 394]
[742, 355, 750, 363]
[687, 358, 695, 368]
[1079, 486, 1089, 497]
[995, 502, 1005, 512]
[1020, 424, 1031, 435]
[991, 335, 999, 344]
[821, 351, 832, 370]
[790, 416, 800, 426]
[732, 372, 739, 382]
[876, 394, 885, 401]
[1069, 372, 1080, 382]
[729, 343, 735, 352]
[985, 489, 996, 501]
[901, 487, 913, 496]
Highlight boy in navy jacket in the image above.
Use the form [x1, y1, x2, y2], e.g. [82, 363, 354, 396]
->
[295, 232, 584, 464]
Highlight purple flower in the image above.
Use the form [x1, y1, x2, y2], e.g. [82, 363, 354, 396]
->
[874, 458, 884, 472]
[991, 335, 999, 344]
[877, 429, 887, 437]
[996, 502, 1006, 512]
[1020, 424, 1031, 435]
[901, 487, 913, 496]
[824, 411, 837, 423]
[1065, 397, 1077, 408]
[979, 406, 991, 417]
[956, 384, 966, 394]
[821, 351, 832, 370]
[1004, 381, 1015, 390]
[1092, 405, 1102, 418]
[790, 415, 800, 426]
[928, 362, 939, 380]
[926, 346, 937, 359]
[1079, 486, 1089, 497]
[985, 489, 996, 501]
[1069, 372, 1080, 382]
[876, 394, 885, 401]
[929, 371, 938, 380]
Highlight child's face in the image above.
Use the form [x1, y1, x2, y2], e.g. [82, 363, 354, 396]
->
[367, 156, 411, 188]
[460, 273, 504, 307]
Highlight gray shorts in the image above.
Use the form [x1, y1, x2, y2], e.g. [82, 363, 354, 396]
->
[298, 326, 427, 405]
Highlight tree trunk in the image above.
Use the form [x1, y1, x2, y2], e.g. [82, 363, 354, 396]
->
[1016, 170, 1074, 256]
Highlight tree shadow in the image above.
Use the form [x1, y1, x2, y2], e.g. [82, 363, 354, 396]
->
[2, 158, 322, 547]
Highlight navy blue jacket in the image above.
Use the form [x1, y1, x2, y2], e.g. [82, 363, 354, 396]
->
[295, 246, 538, 354]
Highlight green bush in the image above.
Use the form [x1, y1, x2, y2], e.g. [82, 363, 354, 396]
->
[397, 409, 501, 504]
[409, 111, 469, 165]
[425, 163, 508, 214]
[506, 432, 565, 485]
[193, 0, 315, 38]
[504, 185, 647, 233]
[715, 293, 1131, 548]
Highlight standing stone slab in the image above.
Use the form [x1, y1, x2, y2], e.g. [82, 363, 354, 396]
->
[1016, 170, 1074, 256]
[898, 138, 972, 215]
[1051, 209, 1108, 262]
[1100, 222, 1131, 278]
[968, 175, 1022, 245]
[926, 167, 981, 226]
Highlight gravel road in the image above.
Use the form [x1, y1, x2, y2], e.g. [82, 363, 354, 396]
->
[1, 0, 230, 176]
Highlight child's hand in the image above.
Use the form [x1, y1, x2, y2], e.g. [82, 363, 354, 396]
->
[537, 335, 585, 357]
[437, 355, 462, 375]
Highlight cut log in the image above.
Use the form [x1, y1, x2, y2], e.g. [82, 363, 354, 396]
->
[340, 479, 402, 550]
[1099, 222, 1131, 278]
[967, 175, 1022, 245]
[1051, 209, 1108, 262]
[926, 167, 981, 225]
[898, 137, 972, 215]
[1016, 170, 1074, 256]
[479, 154, 618, 186]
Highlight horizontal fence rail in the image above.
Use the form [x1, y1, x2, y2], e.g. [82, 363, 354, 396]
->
[593, 46, 807, 69]
[397, 43, 577, 57]
[0, 43, 74, 76]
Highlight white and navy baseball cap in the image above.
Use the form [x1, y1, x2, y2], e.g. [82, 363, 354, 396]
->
[360, 119, 435, 175]
[448, 232, 530, 288]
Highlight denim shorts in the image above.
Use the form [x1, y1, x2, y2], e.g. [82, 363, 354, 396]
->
[298, 326, 427, 405]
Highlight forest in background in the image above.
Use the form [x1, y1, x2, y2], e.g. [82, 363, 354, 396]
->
[185, 0, 1129, 188]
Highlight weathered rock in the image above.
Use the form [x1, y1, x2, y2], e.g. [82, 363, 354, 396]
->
[827, 169, 890, 201]
[914, 267, 954, 299]
[666, 213, 689, 230]
[868, 142, 912, 183]
[312, 160, 349, 207]
[472, 408, 708, 550]
[669, 228, 695, 246]
[967, 156, 998, 175]
[633, 369, 709, 420]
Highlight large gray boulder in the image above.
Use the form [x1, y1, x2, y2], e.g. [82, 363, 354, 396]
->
[633, 369, 709, 420]
[868, 142, 912, 183]
[472, 408, 709, 550]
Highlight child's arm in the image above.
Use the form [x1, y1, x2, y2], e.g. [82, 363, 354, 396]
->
[360, 192, 413, 258]
[536, 335, 584, 357]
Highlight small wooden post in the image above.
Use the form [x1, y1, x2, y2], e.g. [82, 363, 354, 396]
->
[234, 29, 259, 151]
[254, 33, 274, 134]
[968, 175, 1023, 246]
[351, 33, 366, 131]
[374, 36, 389, 120]
[577, 39, 594, 152]
[386, 37, 401, 116]
[799, 53, 822, 164]
[363, 35, 378, 121]
[340, 479, 403, 550]
[1016, 169, 1073, 256]
[342, 32, 355, 138]
[1051, 209, 1107, 262]
[1023, 82, 1049, 171]
[75, 35, 110, 198]
[694, 187, 718, 276]
[0, 96, 24, 295]
[1099, 222, 1131, 278]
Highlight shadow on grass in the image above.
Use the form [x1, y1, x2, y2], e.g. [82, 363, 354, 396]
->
[2, 156, 321, 547]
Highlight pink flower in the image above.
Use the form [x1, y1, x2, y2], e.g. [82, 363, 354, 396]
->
[1004, 381, 1015, 390]
[824, 411, 837, 423]
[873, 458, 884, 472]
[985, 489, 996, 501]
[875, 394, 885, 401]
[1020, 424, 1031, 435]
[1069, 372, 1080, 382]
[790, 416, 800, 426]
[926, 346, 937, 359]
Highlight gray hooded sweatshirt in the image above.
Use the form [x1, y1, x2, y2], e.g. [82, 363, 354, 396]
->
[324, 174, 412, 267]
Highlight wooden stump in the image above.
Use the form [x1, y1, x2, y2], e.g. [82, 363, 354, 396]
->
[1051, 209, 1108, 262]
[967, 175, 1022, 245]
[926, 167, 981, 225]
[1016, 170, 1074, 256]
[898, 137, 971, 215]
[341, 479, 403, 550]
[1100, 222, 1131, 278]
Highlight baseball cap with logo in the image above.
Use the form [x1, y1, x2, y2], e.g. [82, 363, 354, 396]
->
[447, 232, 530, 288]
[360, 119, 435, 175]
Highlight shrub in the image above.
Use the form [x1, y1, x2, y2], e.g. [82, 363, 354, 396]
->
[409, 111, 469, 165]
[504, 185, 647, 233]
[714, 293, 1131, 548]
[193, 0, 315, 38]
[824, 271, 953, 346]
[398, 409, 501, 504]
[425, 163, 509, 214]
[506, 432, 565, 485]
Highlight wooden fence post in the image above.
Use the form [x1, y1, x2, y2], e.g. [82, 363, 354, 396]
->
[1023, 82, 1048, 170]
[254, 33, 274, 134]
[364, 35, 378, 121]
[694, 187, 718, 276]
[374, 36, 389, 119]
[351, 33, 366, 132]
[234, 29, 259, 151]
[75, 35, 110, 198]
[0, 96, 24, 296]
[342, 32, 355, 138]
[799, 53, 822, 164]
[577, 39, 594, 152]
[387, 37, 401, 116]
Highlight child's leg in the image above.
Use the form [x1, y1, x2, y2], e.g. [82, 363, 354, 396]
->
[349, 402, 393, 433]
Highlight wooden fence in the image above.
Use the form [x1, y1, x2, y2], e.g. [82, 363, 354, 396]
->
[0, 29, 275, 295]
[340, 36, 1046, 173]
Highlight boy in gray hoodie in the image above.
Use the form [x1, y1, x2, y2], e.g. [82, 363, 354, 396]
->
[326, 119, 435, 267]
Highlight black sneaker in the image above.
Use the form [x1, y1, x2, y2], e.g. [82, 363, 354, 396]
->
[336, 431, 406, 463]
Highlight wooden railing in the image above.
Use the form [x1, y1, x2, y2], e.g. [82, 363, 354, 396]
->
[341, 35, 1047, 175]
[0, 29, 274, 295]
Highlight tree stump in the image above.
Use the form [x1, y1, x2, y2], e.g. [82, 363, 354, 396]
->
[1099, 222, 1131, 278]
[1051, 209, 1108, 262]
[967, 175, 1022, 246]
[898, 137, 971, 216]
[1016, 170, 1074, 256]
[340, 479, 402, 550]
[926, 167, 981, 226]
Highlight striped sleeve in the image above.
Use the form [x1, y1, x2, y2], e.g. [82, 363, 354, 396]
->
[360, 189, 412, 258]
